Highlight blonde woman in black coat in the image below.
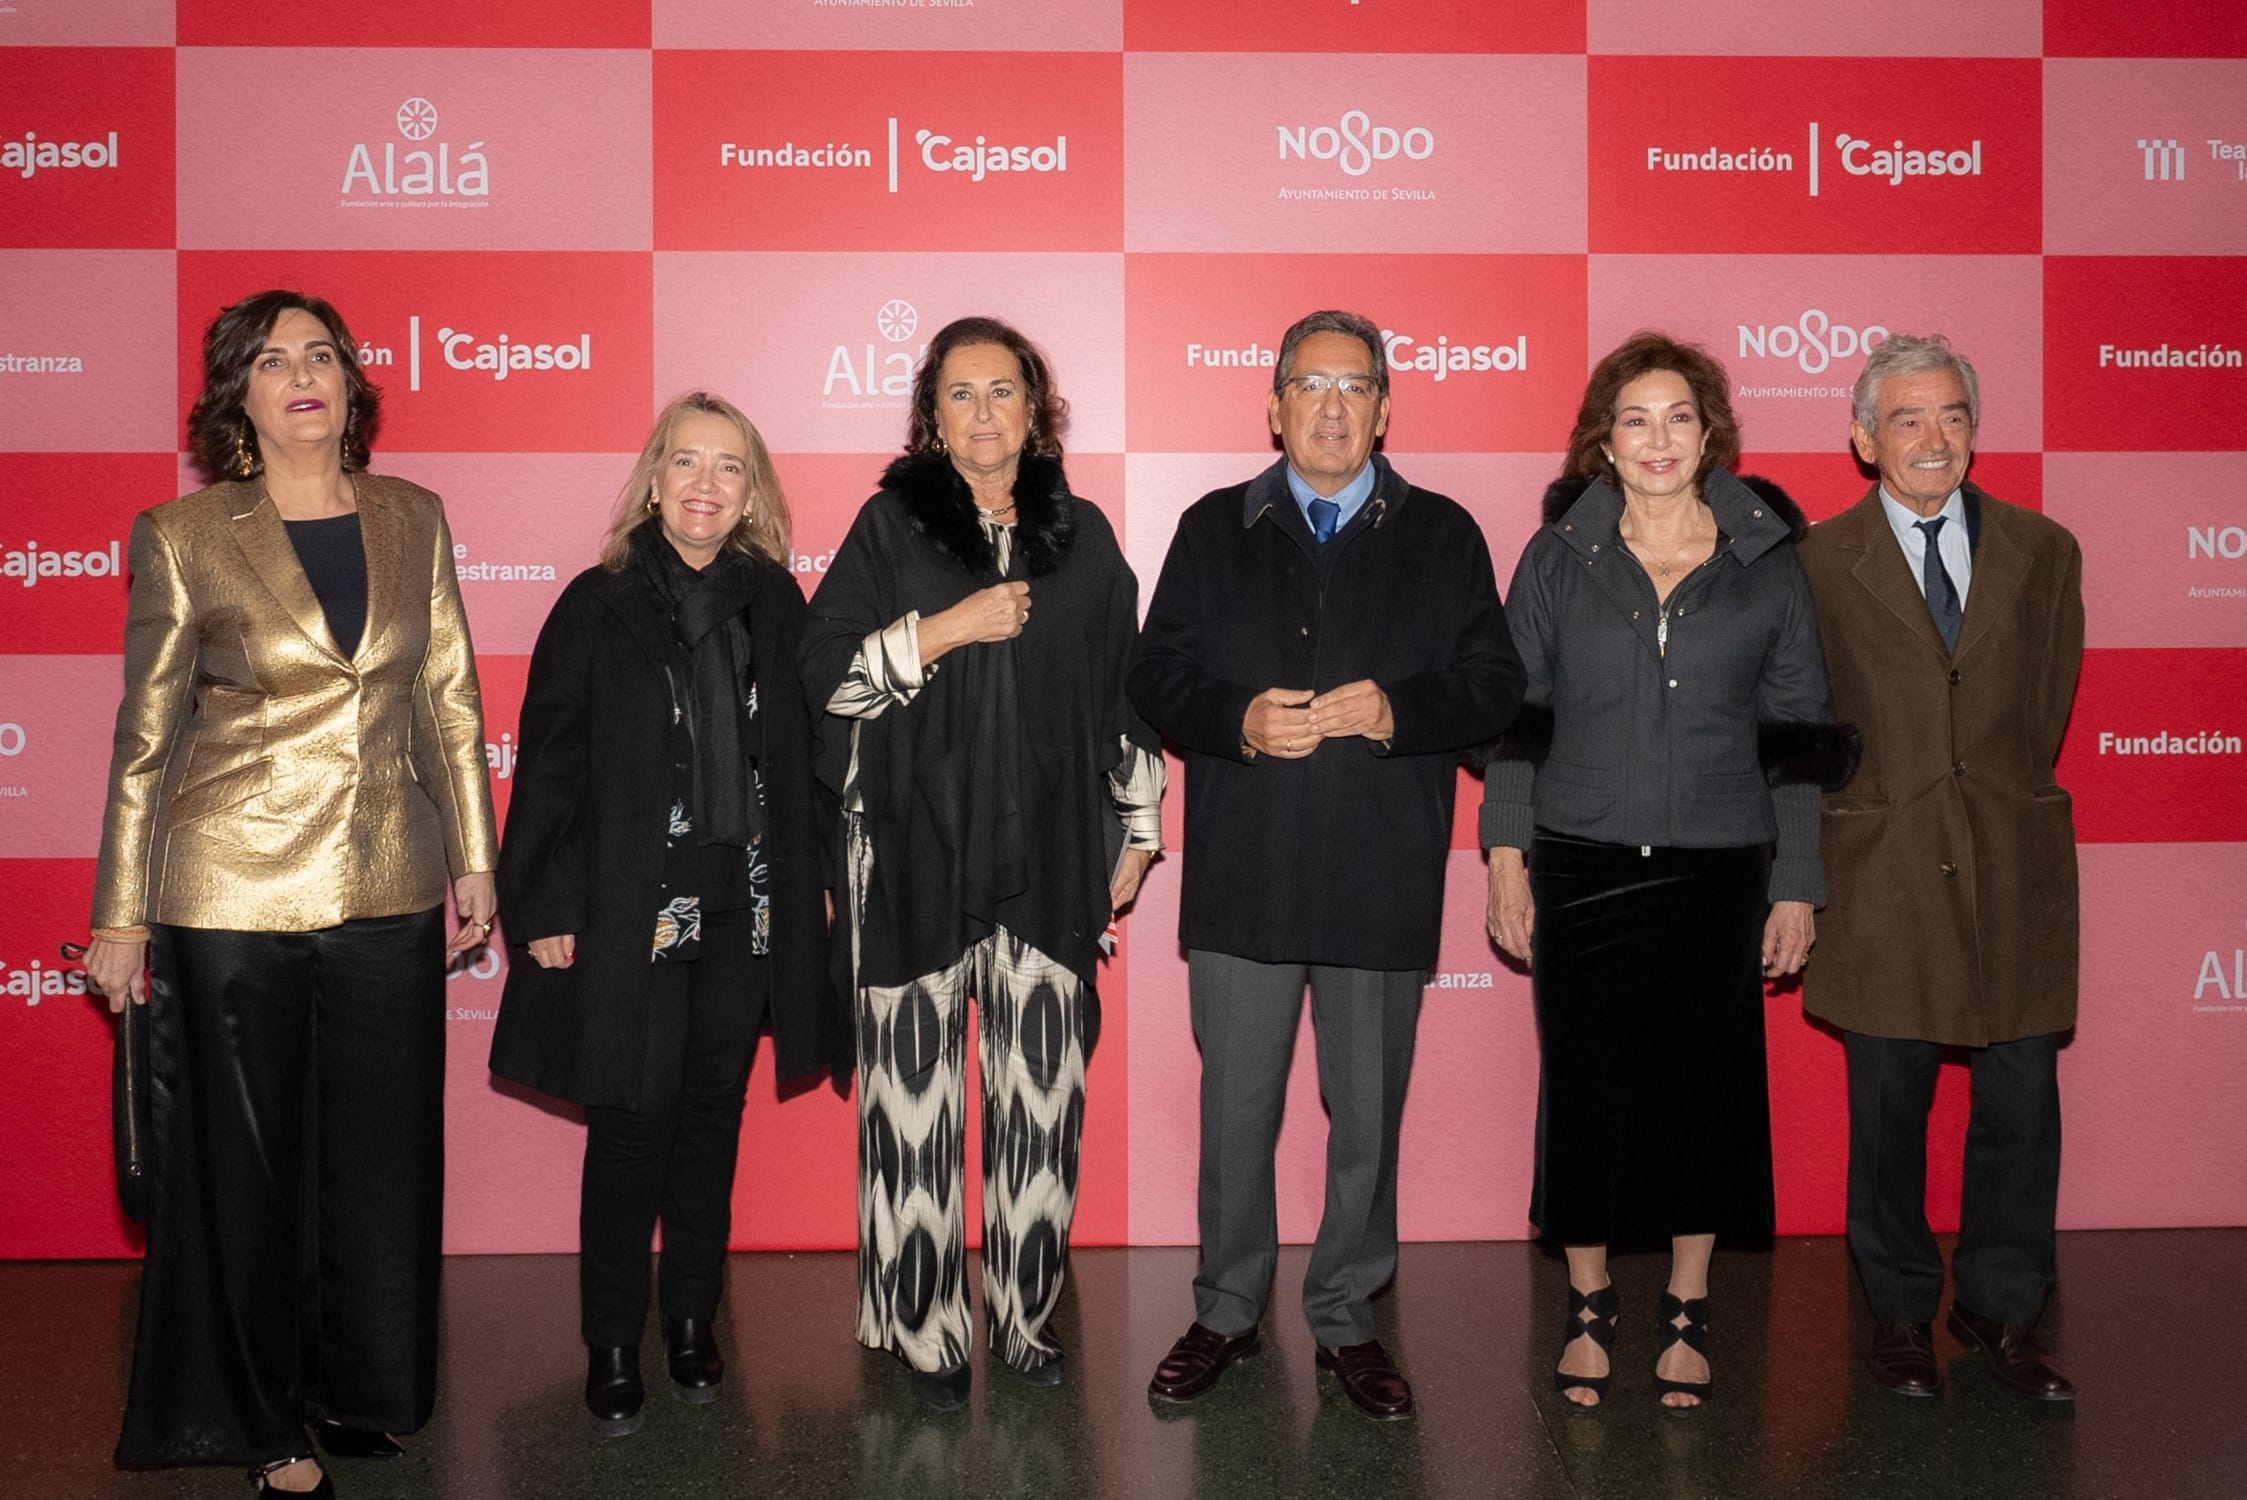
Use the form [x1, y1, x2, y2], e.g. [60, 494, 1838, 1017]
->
[489, 392, 840, 1437]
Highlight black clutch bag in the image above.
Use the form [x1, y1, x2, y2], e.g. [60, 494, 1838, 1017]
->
[112, 998, 151, 1223]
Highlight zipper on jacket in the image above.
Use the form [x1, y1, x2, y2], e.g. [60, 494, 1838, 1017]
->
[1651, 550, 1724, 657]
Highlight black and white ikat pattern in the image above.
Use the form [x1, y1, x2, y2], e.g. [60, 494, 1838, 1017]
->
[853, 932, 1087, 1375]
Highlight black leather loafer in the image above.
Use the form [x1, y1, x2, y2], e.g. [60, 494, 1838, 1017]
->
[1316, 1339, 1415, 1421]
[1148, 1322, 1260, 1403]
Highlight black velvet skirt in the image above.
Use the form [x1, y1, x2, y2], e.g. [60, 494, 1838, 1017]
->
[1526, 832, 1776, 1244]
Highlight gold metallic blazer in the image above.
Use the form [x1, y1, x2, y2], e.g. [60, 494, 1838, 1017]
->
[91, 475, 499, 933]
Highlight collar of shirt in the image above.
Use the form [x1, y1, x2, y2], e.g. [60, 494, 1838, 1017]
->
[1286, 461, 1378, 535]
[1878, 484, 1973, 602]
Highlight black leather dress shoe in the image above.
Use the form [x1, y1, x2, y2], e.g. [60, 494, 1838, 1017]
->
[1316, 1339, 1415, 1421]
[1948, 1303, 2075, 1401]
[910, 1362, 972, 1413]
[1148, 1322, 1260, 1403]
[1866, 1321, 1941, 1397]
[315, 1419, 403, 1459]
[665, 1316, 724, 1404]
[585, 1345, 645, 1436]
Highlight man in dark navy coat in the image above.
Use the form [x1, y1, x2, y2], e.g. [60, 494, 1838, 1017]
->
[1130, 309, 1525, 1420]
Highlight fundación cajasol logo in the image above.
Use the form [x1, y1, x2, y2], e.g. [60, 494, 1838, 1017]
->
[1645, 123, 1985, 196]
[4, 952, 90, 1005]
[336, 315, 593, 392]
[341, 96, 490, 205]
[719, 118, 1069, 194]
[4, 128, 121, 180]
[1182, 323, 1526, 382]
[2, 537, 125, 588]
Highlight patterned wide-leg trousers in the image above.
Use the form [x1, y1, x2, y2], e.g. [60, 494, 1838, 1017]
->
[851, 928, 1088, 1374]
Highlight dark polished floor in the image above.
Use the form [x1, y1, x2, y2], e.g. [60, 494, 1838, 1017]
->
[5, 1231, 2244, 1499]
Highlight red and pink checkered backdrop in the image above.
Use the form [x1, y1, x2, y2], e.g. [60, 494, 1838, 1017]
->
[5, 0, 2246, 1259]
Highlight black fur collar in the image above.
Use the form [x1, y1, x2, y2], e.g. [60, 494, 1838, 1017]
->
[1541, 471, 1809, 542]
[881, 450, 1076, 580]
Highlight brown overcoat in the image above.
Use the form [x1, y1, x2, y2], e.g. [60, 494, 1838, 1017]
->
[1798, 483, 2084, 1046]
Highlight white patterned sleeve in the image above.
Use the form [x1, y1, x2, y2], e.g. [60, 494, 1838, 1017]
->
[825, 612, 932, 719]
[1108, 737, 1166, 852]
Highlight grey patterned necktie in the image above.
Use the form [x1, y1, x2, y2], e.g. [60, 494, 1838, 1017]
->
[1914, 517, 1962, 649]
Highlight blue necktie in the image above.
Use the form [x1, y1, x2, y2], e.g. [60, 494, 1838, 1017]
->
[1308, 497, 1340, 545]
[1915, 517, 1962, 650]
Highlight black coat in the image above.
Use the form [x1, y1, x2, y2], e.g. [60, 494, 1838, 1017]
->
[1129, 456, 1526, 970]
[800, 452, 1154, 999]
[488, 543, 840, 1109]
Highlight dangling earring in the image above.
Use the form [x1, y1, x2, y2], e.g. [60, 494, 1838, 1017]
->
[339, 407, 359, 471]
[230, 420, 258, 479]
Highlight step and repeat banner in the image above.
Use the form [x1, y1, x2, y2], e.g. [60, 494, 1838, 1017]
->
[4, 0, 2245, 1258]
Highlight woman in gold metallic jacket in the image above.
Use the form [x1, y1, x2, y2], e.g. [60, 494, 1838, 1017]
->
[84, 290, 498, 1499]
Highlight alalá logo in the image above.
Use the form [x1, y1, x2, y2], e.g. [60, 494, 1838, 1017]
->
[2196, 923, 2246, 1005]
[341, 97, 488, 201]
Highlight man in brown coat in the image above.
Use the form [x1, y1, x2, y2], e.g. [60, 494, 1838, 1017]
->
[1800, 334, 2084, 1403]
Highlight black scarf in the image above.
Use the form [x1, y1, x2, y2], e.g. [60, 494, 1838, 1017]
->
[877, 452, 1088, 926]
[628, 523, 764, 848]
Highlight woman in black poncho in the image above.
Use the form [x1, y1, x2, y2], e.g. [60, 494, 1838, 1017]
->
[801, 316, 1162, 1412]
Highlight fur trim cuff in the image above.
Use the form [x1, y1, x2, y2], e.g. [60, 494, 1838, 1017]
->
[1464, 702, 1554, 768]
[1759, 720, 1861, 790]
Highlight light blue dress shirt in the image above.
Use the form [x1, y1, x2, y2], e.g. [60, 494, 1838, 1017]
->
[1285, 461, 1378, 537]
[1879, 486, 1973, 607]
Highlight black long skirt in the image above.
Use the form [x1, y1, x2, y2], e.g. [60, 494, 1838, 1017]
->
[1527, 832, 1776, 1244]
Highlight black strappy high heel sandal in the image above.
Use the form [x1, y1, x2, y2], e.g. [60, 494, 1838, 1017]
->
[248, 1455, 335, 1498]
[1652, 1291, 1714, 1409]
[1554, 1284, 1621, 1406]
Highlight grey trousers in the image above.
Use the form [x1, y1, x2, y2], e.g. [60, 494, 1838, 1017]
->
[1187, 949, 1423, 1347]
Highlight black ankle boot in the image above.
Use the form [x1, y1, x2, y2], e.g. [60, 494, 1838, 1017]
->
[585, 1345, 644, 1437]
[665, 1316, 724, 1403]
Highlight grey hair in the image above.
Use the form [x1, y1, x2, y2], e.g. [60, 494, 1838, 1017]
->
[1852, 333, 1981, 433]
[1273, 309, 1389, 395]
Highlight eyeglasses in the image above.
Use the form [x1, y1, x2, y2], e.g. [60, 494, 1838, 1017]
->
[1278, 374, 1382, 402]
